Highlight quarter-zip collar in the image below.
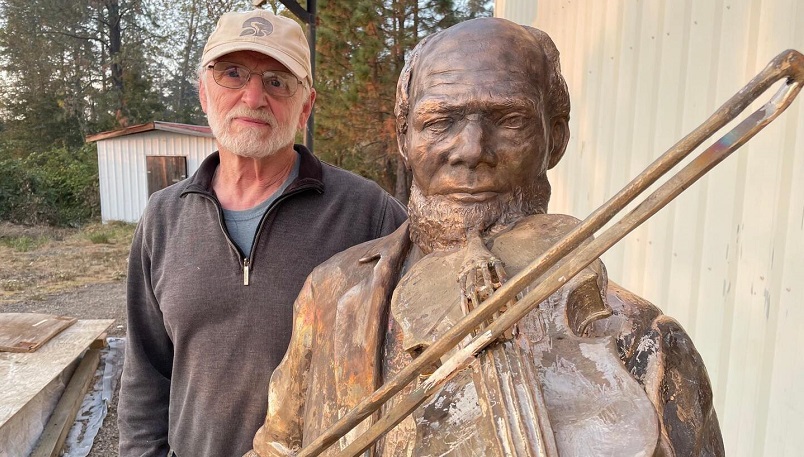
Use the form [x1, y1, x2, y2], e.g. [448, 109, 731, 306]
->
[181, 144, 325, 198]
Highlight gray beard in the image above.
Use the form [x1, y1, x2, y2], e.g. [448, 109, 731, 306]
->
[407, 178, 550, 253]
[205, 93, 302, 159]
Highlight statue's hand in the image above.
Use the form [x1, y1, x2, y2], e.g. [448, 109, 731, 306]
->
[458, 231, 519, 340]
[458, 232, 508, 317]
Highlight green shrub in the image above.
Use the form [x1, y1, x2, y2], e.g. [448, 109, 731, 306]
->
[0, 144, 100, 226]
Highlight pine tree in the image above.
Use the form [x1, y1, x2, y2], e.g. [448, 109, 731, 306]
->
[314, 0, 490, 201]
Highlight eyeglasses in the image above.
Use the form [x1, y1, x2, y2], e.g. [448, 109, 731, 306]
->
[207, 62, 303, 98]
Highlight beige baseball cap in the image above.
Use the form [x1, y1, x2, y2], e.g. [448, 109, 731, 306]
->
[202, 10, 312, 87]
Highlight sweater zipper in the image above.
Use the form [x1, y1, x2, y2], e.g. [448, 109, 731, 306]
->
[243, 258, 250, 286]
[243, 190, 305, 285]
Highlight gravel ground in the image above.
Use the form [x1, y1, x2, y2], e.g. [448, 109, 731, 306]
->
[2, 281, 127, 456]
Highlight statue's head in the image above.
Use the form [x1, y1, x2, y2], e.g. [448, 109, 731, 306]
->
[395, 18, 571, 253]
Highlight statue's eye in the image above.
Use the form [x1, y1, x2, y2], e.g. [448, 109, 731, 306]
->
[423, 118, 453, 133]
[498, 113, 527, 129]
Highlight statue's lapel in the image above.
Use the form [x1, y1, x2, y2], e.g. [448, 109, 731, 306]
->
[331, 222, 411, 454]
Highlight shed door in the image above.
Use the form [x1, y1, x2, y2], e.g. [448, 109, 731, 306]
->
[146, 156, 187, 196]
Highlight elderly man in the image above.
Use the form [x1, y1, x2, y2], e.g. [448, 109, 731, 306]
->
[118, 10, 406, 457]
[248, 17, 723, 457]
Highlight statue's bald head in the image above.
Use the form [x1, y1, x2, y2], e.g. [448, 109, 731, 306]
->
[395, 19, 572, 252]
[396, 18, 570, 170]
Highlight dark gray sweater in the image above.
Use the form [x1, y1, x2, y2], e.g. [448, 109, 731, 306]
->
[118, 146, 407, 457]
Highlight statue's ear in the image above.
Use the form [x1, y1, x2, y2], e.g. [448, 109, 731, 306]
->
[547, 117, 569, 170]
[397, 129, 411, 168]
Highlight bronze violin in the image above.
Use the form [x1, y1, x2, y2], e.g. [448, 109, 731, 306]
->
[391, 214, 658, 456]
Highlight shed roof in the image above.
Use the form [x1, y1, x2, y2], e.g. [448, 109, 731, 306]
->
[86, 121, 214, 142]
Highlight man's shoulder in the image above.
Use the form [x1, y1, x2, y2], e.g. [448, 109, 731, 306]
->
[319, 161, 387, 193]
[150, 178, 192, 201]
[317, 162, 407, 220]
[140, 179, 194, 221]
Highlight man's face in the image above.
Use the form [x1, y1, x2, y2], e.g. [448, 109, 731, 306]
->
[199, 51, 313, 158]
[403, 33, 555, 251]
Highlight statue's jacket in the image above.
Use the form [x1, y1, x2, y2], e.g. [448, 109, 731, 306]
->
[253, 215, 725, 457]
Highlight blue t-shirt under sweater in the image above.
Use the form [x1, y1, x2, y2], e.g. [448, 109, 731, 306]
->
[222, 154, 300, 255]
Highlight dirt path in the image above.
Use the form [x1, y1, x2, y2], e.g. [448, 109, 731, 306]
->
[2, 281, 127, 336]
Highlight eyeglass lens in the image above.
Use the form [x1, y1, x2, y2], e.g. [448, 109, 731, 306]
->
[211, 62, 299, 97]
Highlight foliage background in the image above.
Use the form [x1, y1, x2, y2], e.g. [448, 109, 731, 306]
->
[0, 0, 492, 226]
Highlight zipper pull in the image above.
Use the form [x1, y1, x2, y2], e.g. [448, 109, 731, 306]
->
[243, 258, 250, 286]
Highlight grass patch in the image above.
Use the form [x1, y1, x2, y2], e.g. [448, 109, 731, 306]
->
[0, 221, 135, 304]
[81, 221, 136, 245]
[53, 270, 77, 281]
[0, 235, 50, 252]
[88, 233, 111, 244]
[1, 278, 34, 291]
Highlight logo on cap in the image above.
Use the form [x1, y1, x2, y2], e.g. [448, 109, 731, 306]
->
[240, 17, 273, 37]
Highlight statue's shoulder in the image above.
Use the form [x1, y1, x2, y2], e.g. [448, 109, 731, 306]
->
[606, 282, 664, 328]
[502, 214, 666, 355]
[594, 284, 724, 456]
[308, 222, 411, 288]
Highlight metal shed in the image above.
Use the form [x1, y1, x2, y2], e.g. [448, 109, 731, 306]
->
[87, 121, 216, 223]
[495, 1, 804, 456]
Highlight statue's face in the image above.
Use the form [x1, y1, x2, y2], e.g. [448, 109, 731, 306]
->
[402, 23, 559, 252]
[403, 31, 552, 209]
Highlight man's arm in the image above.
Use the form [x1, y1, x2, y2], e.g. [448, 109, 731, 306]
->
[250, 275, 317, 457]
[118, 222, 173, 457]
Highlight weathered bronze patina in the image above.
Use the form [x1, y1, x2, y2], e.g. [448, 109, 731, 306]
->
[245, 17, 803, 457]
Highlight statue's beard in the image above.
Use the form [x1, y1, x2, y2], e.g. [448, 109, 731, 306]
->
[407, 178, 550, 253]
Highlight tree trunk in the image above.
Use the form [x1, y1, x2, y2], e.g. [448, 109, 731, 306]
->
[176, 0, 200, 117]
[106, 0, 126, 125]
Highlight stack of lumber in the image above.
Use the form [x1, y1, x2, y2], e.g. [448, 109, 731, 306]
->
[0, 313, 113, 457]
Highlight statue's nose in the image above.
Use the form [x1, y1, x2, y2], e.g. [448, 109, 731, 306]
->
[447, 117, 495, 168]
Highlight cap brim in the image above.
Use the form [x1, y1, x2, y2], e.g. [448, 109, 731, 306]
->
[203, 42, 310, 86]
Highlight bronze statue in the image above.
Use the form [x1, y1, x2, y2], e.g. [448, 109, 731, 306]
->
[247, 17, 726, 457]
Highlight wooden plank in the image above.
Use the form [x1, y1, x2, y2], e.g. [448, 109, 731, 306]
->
[0, 319, 113, 456]
[0, 366, 76, 457]
[90, 334, 108, 349]
[30, 349, 101, 457]
[0, 313, 77, 353]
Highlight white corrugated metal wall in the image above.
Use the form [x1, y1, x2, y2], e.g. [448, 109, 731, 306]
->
[496, 1, 804, 455]
[97, 131, 216, 222]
